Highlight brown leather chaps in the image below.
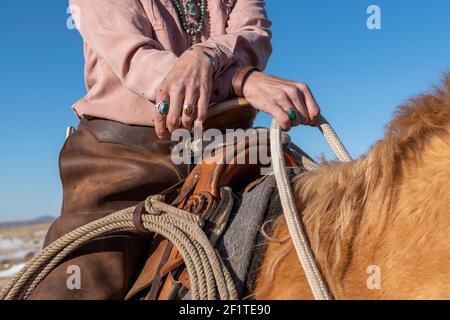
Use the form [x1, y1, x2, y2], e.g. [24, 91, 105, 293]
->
[29, 118, 192, 299]
[29, 106, 256, 299]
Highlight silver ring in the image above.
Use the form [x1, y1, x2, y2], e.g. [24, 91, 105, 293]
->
[183, 104, 197, 117]
[156, 100, 169, 116]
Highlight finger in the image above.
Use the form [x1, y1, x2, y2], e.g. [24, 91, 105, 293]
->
[182, 87, 200, 130]
[297, 83, 321, 124]
[197, 81, 212, 124]
[258, 103, 292, 131]
[285, 86, 310, 125]
[166, 86, 185, 133]
[273, 90, 305, 127]
[273, 104, 293, 131]
[154, 84, 170, 139]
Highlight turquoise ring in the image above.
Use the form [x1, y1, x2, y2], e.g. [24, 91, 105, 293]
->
[157, 101, 170, 116]
[287, 108, 297, 122]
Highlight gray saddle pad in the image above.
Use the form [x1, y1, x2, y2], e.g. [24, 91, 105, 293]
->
[183, 169, 300, 299]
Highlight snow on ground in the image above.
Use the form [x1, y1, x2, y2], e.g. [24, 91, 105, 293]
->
[0, 222, 51, 289]
[0, 249, 33, 262]
[0, 237, 23, 250]
[0, 262, 26, 278]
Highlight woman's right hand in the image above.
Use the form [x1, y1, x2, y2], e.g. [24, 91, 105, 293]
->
[153, 47, 216, 139]
[242, 71, 321, 130]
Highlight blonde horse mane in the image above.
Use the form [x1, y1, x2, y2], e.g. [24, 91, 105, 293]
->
[261, 74, 450, 293]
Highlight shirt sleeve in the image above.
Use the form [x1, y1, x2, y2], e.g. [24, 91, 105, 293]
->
[70, 0, 178, 102]
[210, 66, 238, 103]
[194, 0, 272, 77]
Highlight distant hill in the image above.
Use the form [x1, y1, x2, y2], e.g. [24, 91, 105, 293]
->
[0, 216, 54, 229]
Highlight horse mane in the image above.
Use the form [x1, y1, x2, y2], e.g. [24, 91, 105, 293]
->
[262, 74, 450, 292]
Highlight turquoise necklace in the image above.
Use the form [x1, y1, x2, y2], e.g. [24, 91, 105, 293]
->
[172, 0, 207, 45]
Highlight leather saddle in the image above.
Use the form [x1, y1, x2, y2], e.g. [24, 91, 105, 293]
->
[126, 99, 305, 300]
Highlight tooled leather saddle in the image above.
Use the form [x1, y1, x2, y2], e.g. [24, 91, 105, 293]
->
[125, 99, 306, 300]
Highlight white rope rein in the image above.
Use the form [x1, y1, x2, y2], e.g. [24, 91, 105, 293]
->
[270, 116, 352, 300]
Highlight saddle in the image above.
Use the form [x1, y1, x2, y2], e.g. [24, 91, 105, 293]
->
[126, 99, 304, 300]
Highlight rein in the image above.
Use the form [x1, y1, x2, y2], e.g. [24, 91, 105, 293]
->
[270, 116, 352, 300]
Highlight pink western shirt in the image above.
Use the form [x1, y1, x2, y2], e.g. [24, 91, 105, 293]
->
[70, 0, 272, 126]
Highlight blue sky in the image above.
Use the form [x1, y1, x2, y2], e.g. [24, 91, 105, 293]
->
[0, 0, 449, 221]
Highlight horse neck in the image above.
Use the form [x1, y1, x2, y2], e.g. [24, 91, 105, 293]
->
[298, 125, 450, 299]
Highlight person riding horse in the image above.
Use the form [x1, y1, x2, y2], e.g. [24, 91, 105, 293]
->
[30, 0, 320, 299]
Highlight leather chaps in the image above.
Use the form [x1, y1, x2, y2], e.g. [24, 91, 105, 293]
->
[29, 105, 257, 300]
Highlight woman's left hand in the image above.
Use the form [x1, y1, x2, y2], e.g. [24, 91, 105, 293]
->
[153, 47, 215, 139]
[241, 72, 321, 131]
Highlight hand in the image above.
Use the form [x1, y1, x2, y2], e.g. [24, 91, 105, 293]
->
[242, 72, 321, 130]
[153, 47, 215, 139]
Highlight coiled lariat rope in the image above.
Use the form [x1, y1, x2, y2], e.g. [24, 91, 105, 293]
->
[270, 115, 352, 300]
[0, 196, 237, 300]
[1, 113, 351, 301]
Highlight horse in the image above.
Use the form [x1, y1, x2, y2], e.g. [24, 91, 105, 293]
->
[254, 75, 450, 300]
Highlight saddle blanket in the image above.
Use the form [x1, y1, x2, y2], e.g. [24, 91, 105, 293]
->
[184, 169, 300, 299]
